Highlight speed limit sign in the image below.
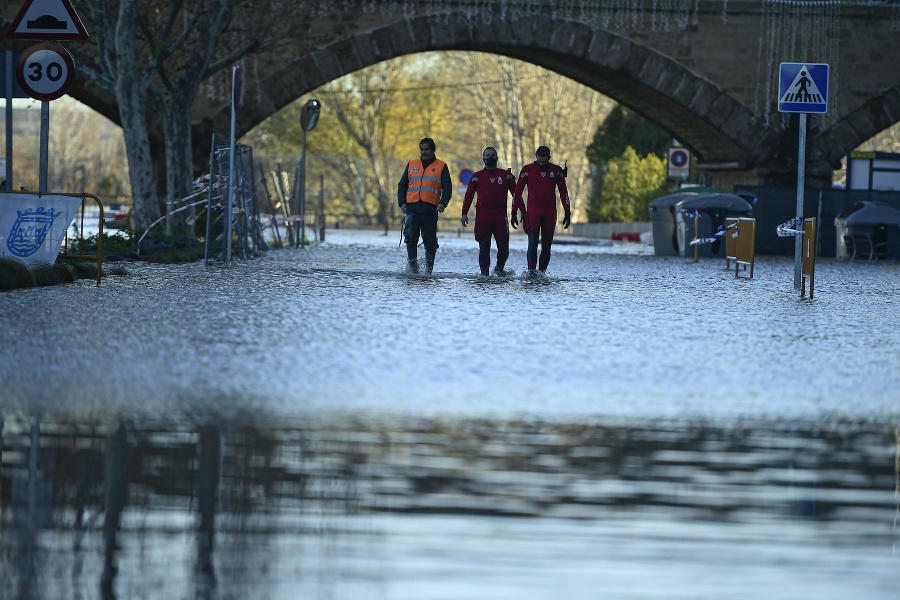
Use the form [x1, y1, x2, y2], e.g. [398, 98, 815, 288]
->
[16, 42, 76, 102]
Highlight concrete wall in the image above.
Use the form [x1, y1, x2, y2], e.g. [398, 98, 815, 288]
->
[571, 222, 651, 239]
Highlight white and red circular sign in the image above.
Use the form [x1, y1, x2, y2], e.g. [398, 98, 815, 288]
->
[669, 149, 689, 168]
[16, 42, 76, 102]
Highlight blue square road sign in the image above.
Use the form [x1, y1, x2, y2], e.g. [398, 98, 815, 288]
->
[778, 63, 829, 114]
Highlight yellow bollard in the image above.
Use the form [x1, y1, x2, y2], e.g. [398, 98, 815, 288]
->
[734, 217, 756, 279]
[801, 217, 817, 299]
[724, 217, 738, 270]
[693, 214, 699, 263]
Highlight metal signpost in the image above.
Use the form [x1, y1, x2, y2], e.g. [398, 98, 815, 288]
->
[667, 147, 690, 182]
[15, 43, 75, 192]
[225, 65, 241, 264]
[777, 62, 829, 291]
[7, 0, 89, 193]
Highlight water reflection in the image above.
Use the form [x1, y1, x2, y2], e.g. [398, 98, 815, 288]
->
[2, 411, 897, 599]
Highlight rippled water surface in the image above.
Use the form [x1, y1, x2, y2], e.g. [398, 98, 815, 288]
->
[1, 230, 898, 599]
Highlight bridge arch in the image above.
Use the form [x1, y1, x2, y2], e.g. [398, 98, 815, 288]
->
[819, 87, 900, 169]
[213, 13, 776, 171]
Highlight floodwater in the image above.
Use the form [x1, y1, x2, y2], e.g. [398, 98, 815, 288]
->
[1, 229, 898, 599]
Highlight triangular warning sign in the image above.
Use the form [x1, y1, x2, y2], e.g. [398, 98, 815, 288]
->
[6, 0, 89, 41]
[779, 64, 825, 105]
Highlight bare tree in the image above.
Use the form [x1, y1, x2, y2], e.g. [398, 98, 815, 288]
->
[442, 52, 614, 221]
[71, 0, 300, 231]
[317, 59, 425, 227]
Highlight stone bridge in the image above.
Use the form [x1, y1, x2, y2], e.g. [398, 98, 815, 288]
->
[12, 1, 900, 189]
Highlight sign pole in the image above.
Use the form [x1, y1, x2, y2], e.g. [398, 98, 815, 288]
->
[5, 51, 13, 189]
[225, 71, 237, 265]
[300, 129, 306, 248]
[39, 100, 49, 193]
[298, 99, 321, 248]
[793, 113, 806, 290]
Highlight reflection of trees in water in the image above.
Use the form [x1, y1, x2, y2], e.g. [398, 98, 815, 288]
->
[0, 413, 897, 593]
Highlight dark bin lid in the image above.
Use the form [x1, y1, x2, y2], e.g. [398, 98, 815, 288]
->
[675, 193, 753, 214]
[834, 201, 900, 226]
[649, 191, 699, 211]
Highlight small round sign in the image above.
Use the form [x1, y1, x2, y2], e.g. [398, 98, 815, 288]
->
[669, 149, 689, 168]
[459, 169, 474, 185]
[16, 43, 76, 102]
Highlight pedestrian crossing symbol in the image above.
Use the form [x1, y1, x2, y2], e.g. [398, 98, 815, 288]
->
[778, 62, 829, 114]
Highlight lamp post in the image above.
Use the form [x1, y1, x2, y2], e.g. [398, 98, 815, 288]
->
[298, 99, 321, 247]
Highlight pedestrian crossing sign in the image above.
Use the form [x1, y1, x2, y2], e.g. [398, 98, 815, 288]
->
[778, 63, 829, 114]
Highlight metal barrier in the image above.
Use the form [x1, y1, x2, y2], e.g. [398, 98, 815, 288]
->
[731, 217, 756, 279]
[801, 217, 816, 299]
[62, 193, 104, 287]
[725, 217, 738, 270]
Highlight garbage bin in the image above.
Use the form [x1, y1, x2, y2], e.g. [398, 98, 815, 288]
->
[675, 194, 753, 258]
[834, 201, 900, 259]
[649, 192, 698, 256]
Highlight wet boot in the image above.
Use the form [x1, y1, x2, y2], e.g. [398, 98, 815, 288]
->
[406, 244, 418, 273]
[425, 250, 436, 275]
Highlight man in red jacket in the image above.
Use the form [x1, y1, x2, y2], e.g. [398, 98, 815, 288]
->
[512, 145, 570, 273]
[460, 147, 518, 276]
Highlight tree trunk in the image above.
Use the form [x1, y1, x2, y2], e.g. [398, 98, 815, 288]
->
[115, 0, 159, 232]
[162, 93, 196, 236]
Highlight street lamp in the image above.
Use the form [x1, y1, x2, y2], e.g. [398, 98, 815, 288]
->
[298, 99, 321, 247]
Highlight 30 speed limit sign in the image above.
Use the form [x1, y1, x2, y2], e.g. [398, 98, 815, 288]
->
[16, 43, 76, 102]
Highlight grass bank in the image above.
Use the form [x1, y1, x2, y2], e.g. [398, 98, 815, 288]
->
[0, 230, 208, 292]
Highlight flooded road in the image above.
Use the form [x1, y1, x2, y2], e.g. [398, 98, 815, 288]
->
[1, 230, 898, 599]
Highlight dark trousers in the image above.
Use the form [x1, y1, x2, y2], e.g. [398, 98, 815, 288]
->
[404, 211, 439, 261]
[526, 213, 556, 271]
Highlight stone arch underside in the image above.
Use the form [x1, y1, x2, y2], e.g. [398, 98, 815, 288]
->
[818, 86, 900, 168]
[59, 11, 899, 184]
[212, 14, 780, 170]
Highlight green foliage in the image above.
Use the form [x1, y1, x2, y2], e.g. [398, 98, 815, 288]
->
[586, 106, 675, 222]
[0, 258, 35, 291]
[67, 230, 138, 255]
[591, 148, 672, 222]
[586, 105, 672, 165]
[0, 258, 101, 291]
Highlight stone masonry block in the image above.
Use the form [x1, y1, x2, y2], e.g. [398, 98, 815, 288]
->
[568, 23, 594, 57]
[331, 38, 364, 75]
[872, 88, 900, 130]
[706, 93, 738, 129]
[312, 49, 343, 85]
[637, 51, 670, 89]
[352, 34, 379, 68]
[509, 15, 536, 47]
[371, 25, 397, 58]
[655, 67, 687, 100]
[671, 75, 699, 108]
[621, 44, 651, 79]
[532, 14, 554, 49]
[386, 19, 417, 56]
[845, 106, 878, 142]
[428, 14, 456, 48]
[604, 37, 631, 71]
[585, 29, 614, 65]
[404, 15, 433, 52]
[688, 82, 718, 117]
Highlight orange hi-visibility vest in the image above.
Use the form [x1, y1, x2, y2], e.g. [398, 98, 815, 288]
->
[405, 158, 446, 206]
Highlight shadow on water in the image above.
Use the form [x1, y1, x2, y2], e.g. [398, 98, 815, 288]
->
[2, 411, 898, 599]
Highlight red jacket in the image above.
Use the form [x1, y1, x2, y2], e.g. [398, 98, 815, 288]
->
[461, 168, 516, 216]
[513, 162, 570, 214]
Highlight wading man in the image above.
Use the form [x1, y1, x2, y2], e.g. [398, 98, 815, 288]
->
[397, 137, 452, 274]
[460, 147, 519, 276]
[512, 145, 571, 274]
